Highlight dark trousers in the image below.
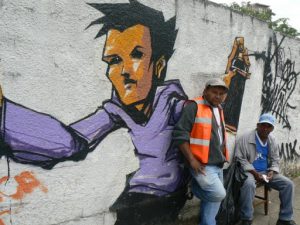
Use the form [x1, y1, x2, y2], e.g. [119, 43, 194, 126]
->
[110, 186, 188, 225]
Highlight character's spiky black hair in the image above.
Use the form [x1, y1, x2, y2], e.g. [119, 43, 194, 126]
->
[86, 0, 177, 65]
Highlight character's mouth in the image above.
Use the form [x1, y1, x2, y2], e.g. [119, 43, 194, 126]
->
[124, 78, 137, 90]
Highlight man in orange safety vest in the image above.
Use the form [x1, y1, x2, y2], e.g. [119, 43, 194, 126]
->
[173, 78, 229, 225]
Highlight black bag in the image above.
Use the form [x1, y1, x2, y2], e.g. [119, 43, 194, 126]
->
[216, 159, 247, 225]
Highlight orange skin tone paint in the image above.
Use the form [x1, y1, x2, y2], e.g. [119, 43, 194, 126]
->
[102, 25, 154, 111]
[0, 171, 48, 224]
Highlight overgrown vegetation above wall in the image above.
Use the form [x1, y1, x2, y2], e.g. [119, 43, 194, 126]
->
[225, 1, 300, 38]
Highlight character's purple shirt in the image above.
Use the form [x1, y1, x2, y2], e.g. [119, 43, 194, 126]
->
[1, 80, 187, 196]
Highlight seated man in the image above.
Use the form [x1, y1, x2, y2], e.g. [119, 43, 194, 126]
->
[235, 113, 296, 225]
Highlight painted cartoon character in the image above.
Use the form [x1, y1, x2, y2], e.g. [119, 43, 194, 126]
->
[0, 1, 189, 224]
[222, 37, 251, 133]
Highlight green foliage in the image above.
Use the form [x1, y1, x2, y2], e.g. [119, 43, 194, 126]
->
[230, 1, 273, 23]
[227, 1, 300, 38]
[270, 18, 300, 37]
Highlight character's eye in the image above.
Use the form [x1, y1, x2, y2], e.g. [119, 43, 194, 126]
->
[107, 56, 122, 65]
[131, 48, 144, 59]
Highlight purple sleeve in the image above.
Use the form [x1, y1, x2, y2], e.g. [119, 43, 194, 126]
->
[70, 105, 119, 149]
[172, 98, 185, 123]
[0, 99, 116, 169]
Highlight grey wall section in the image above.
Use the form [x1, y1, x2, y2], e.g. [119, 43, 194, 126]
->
[0, 0, 299, 224]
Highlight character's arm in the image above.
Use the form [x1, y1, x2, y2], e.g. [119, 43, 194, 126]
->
[69, 103, 120, 150]
[223, 37, 251, 86]
[0, 98, 117, 169]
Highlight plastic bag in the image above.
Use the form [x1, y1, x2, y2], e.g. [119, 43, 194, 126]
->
[216, 159, 247, 225]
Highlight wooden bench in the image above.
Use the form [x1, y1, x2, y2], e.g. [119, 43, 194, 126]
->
[254, 182, 270, 215]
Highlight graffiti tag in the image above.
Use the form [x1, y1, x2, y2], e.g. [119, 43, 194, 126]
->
[279, 139, 300, 162]
[261, 35, 300, 129]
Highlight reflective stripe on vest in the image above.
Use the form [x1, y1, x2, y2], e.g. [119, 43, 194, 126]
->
[190, 96, 229, 163]
[190, 138, 210, 146]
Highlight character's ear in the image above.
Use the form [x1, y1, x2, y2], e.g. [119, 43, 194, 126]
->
[155, 56, 166, 79]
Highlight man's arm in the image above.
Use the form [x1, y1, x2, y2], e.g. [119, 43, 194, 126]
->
[248, 170, 264, 182]
[173, 101, 206, 175]
[235, 135, 254, 171]
[235, 135, 264, 182]
[178, 141, 206, 175]
[267, 135, 280, 173]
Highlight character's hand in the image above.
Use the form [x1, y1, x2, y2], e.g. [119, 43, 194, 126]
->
[267, 170, 274, 180]
[190, 158, 206, 175]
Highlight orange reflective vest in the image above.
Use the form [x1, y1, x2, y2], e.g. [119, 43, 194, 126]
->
[190, 96, 229, 164]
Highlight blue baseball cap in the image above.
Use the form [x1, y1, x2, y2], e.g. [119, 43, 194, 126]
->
[258, 113, 276, 127]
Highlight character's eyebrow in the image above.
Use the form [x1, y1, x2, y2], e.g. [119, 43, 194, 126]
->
[135, 45, 144, 49]
[102, 54, 118, 61]
[132, 45, 145, 51]
[131, 46, 146, 59]
[102, 54, 123, 66]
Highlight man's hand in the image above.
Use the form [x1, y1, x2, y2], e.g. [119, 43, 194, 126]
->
[254, 173, 264, 182]
[250, 170, 264, 182]
[178, 142, 206, 175]
[267, 170, 274, 180]
[190, 158, 206, 175]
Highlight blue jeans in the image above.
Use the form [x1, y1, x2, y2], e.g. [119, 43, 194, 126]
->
[239, 172, 294, 221]
[190, 165, 226, 225]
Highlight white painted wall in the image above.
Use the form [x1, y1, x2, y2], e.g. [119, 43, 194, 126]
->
[0, 0, 299, 224]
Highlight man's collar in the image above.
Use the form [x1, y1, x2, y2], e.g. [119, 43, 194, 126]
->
[249, 129, 270, 145]
[255, 131, 268, 146]
[202, 96, 210, 106]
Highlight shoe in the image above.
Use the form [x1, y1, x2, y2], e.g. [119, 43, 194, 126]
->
[276, 219, 297, 225]
[241, 220, 252, 225]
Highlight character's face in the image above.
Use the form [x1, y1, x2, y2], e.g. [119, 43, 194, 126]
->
[203, 86, 227, 107]
[102, 25, 154, 108]
[256, 123, 274, 140]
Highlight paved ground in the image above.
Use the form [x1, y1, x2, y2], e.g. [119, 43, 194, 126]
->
[250, 176, 300, 225]
[177, 176, 300, 225]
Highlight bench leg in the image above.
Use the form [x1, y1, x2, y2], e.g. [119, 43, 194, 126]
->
[264, 185, 269, 215]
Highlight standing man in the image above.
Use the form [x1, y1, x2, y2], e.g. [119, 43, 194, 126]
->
[173, 78, 229, 225]
[235, 113, 296, 225]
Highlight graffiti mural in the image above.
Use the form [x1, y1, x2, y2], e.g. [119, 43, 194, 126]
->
[0, 171, 48, 225]
[222, 37, 251, 133]
[261, 34, 300, 129]
[279, 139, 300, 162]
[0, 1, 189, 224]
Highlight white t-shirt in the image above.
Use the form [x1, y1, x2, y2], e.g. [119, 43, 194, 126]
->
[213, 107, 223, 144]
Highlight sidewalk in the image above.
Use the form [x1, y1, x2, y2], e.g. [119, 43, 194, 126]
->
[251, 176, 300, 225]
[178, 176, 300, 225]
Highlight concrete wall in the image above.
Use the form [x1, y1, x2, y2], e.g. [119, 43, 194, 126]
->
[0, 0, 299, 224]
